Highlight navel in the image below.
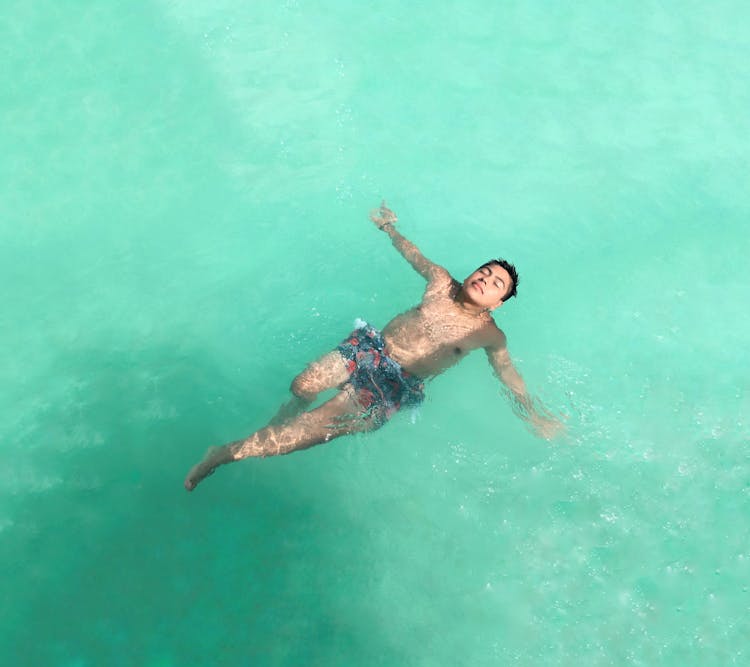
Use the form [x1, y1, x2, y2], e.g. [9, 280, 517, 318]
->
[454, 347, 462, 355]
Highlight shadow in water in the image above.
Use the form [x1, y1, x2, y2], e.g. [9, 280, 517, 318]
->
[2, 1, 407, 663]
[3, 341, 406, 666]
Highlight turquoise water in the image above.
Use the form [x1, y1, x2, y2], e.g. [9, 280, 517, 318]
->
[2, 1, 749, 664]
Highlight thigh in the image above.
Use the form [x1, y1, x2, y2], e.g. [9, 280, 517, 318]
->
[291, 350, 350, 398]
[283, 386, 378, 452]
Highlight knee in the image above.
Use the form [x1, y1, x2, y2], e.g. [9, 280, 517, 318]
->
[290, 374, 317, 402]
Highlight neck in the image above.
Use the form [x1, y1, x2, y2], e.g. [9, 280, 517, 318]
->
[456, 289, 489, 317]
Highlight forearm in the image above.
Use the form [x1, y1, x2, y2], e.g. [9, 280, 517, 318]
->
[502, 381, 534, 418]
[383, 223, 421, 262]
[371, 201, 441, 279]
[499, 367, 542, 420]
[490, 347, 563, 440]
[500, 371, 560, 438]
[380, 222, 435, 279]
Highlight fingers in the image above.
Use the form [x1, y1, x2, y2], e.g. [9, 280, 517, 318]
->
[371, 201, 397, 224]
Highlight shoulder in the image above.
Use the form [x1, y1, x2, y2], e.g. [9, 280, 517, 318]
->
[424, 266, 454, 293]
[430, 265, 453, 284]
[481, 322, 507, 351]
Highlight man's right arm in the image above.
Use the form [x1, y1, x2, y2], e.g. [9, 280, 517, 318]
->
[370, 201, 447, 281]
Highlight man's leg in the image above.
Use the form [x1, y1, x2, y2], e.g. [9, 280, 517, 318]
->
[269, 350, 350, 425]
[184, 385, 370, 491]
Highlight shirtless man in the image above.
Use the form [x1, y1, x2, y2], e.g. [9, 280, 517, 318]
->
[184, 202, 562, 491]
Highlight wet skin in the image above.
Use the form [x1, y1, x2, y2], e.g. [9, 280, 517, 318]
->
[184, 203, 560, 491]
[380, 262, 513, 380]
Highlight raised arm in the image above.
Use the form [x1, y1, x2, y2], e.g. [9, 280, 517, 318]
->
[485, 330, 564, 440]
[370, 201, 446, 280]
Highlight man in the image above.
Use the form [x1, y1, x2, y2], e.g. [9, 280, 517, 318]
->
[184, 201, 562, 491]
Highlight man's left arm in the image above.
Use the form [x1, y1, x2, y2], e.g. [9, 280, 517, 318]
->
[485, 332, 564, 440]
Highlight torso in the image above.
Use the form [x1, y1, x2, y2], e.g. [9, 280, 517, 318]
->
[381, 271, 501, 378]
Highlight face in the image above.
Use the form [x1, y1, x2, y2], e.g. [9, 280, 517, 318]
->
[462, 263, 513, 310]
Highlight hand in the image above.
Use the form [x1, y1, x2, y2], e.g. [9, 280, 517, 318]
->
[369, 199, 398, 230]
[531, 414, 566, 441]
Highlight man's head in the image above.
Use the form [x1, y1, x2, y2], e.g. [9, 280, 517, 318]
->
[462, 259, 519, 311]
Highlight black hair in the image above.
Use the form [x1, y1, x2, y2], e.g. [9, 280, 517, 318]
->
[482, 258, 519, 302]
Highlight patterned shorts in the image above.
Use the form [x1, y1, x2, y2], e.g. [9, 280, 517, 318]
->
[337, 323, 425, 426]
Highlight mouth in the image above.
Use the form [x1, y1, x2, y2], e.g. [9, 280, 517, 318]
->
[471, 280, 484, 295]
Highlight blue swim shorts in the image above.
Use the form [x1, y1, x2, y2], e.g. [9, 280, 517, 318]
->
[337, 323, 424, 425]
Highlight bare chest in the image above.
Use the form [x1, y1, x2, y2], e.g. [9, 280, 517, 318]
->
[382, 289, 492, 374]
[417, 301, 490, 354]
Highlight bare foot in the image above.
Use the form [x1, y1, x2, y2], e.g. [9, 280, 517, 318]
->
[184, 446, 224, 491]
